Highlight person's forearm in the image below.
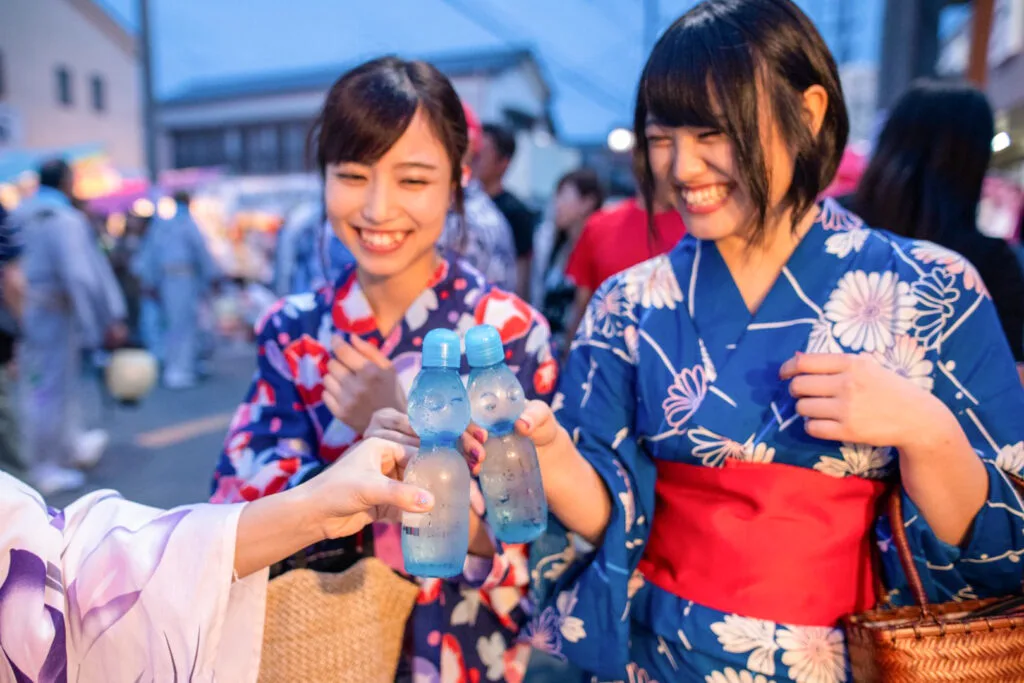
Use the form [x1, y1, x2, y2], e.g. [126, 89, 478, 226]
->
[516, 258, 531, 301]
[899, 395, 988, 547]
[233, 487, 324, 579]
[468, 509, 496, 557]
[543, 427, 613, 545]
[2, 262, 25, 320]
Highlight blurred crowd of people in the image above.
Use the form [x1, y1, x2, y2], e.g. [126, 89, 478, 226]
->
[0, 160, 222, 495]
[1, 1, 1024, 677]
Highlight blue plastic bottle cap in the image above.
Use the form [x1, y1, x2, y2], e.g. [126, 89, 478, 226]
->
[422, 328, 462, 369]
[465, 324, 505, 368]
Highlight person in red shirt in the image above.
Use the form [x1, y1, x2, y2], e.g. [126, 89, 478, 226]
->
[564, 193, 686, 343]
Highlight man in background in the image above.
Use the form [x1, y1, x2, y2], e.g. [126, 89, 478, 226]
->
[16, 159, 127, 494]
[439, 104, 517, 290]
[134, 191, 219, 389]
[473, 123, 537, 299]
[564, 181, 686, 345]
[0, 199, 26, 477]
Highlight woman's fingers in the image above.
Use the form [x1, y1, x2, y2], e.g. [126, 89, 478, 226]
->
[355, 476, 434, 514]
[515, 400, 558, 446]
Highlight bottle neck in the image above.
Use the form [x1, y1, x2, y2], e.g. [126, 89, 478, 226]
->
[419, 437, 460, 451]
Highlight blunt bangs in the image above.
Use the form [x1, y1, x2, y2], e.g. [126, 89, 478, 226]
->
[634, 0, 850, 241]
[312, 57, 469, 185]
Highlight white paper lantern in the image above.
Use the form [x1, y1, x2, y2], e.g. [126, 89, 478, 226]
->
[105, 349, 159, 404]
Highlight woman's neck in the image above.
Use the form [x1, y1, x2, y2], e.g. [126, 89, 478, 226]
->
[717, 204, 819, 314]
[357, 250, 442, 336]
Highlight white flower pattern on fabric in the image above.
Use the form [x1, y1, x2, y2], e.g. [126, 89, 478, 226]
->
[806, 319, 842, 354]
[824, 229, 869, 259]
[556, 585, 586, 643]
[710, 615, 779, 676]
[476, 632, 507, 681]
[451, 590, 483, 626]
[911, 268, 961, 350]
[739, 440, 777, 464]
[405, 289, 439, 331]
[582, 284, 634, 340]
[706, 669, 777, 683]
[776, 626, 847, 683]
[824, 271, 916, 352]
[814, 443, 894, 479]
[910, 242, 989, 297]
[688, 427, 746, 467]
[663, 366, 709, 430]
[623, 257, 684, 310]
[996, 442, 1024, 476]
[626, 663, 662, 683]
[818, 199, 865, 232]
[872, 335, 934, 391]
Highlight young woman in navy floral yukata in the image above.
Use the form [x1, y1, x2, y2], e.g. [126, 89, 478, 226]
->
[209, 57, 558, 683]
[475, 1, 1024, 682]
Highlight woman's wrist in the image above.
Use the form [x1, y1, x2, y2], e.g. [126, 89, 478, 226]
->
[233, 486, 328, 579]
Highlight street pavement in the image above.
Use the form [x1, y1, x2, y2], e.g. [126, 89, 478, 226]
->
[46, 342, 256, 510]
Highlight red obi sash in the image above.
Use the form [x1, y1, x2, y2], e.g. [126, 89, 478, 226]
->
[636, 458, 887, 626]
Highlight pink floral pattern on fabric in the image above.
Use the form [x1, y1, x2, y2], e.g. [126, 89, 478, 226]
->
[210, 258, 556, 681]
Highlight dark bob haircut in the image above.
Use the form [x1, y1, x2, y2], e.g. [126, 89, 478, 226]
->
[482, 123, 517, 161]
[634, 0, 849, 241]
[557, 168, 605, 210]
[853, 81, 994, 245]
[38, 158, 72, 191]
[311, 56, 469, 214]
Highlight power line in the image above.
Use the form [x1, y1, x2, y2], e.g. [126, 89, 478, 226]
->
[438, 0, 631, 114]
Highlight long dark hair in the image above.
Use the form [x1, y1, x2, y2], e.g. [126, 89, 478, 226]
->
[634, 0, 849, 243]
[853, 81, 994, 245]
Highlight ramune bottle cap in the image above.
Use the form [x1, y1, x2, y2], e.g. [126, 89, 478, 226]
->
[421, 328, 462, 369]
[465, 324, 505, 368]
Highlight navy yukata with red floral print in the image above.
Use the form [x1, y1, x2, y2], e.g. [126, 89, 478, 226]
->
[210, 257, 558, 683]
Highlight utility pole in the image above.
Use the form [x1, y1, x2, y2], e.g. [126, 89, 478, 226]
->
[967, 0, 996, 86]
[138, 0, 158, 184]
[643, 0, 660, 54]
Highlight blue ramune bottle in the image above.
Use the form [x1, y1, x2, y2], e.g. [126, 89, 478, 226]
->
[402, 329, 472, 578]
[465, 324, 548, 543]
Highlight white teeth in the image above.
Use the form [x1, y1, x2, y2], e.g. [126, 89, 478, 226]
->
[683, 185, 729, 207]
[359, 230, 407, 248]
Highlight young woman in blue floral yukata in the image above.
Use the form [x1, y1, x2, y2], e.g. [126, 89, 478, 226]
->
[473, 1, 1024, 682]
[209, 57, 557, 682]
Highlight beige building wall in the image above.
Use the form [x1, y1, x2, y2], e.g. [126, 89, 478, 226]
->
[0, 0, 142, 171]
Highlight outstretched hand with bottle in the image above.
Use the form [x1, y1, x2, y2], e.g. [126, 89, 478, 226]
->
[484, 397, 614, 547]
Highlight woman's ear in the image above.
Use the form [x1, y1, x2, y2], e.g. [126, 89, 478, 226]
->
[802, 84, 829, 139]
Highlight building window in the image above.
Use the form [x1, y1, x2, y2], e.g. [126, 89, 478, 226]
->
[242, 125, 280, 174]
[172, 128, 228, 169]
[90, 75, 105, 113]
[281, 122, 310, 172]
[56, 66, 73, 106]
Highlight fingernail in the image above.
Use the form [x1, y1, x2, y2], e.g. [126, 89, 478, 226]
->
[416, 491, 434, 508]
[517, 418, 531, 432]
[473, 427, 487, 442]
[470, 445, 484, 460]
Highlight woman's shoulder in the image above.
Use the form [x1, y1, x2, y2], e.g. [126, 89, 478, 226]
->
[253, 285, 334, 341]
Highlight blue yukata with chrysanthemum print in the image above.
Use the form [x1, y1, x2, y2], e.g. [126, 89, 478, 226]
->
[527, 199, 1024, 683]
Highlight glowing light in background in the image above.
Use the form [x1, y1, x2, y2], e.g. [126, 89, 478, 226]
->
[607, 127, 635, 153]
[107, 212, 127, 238]
[992, 131, 1011, 152]
[132, 198, 155, 218]
[157, 196, 178, 219]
